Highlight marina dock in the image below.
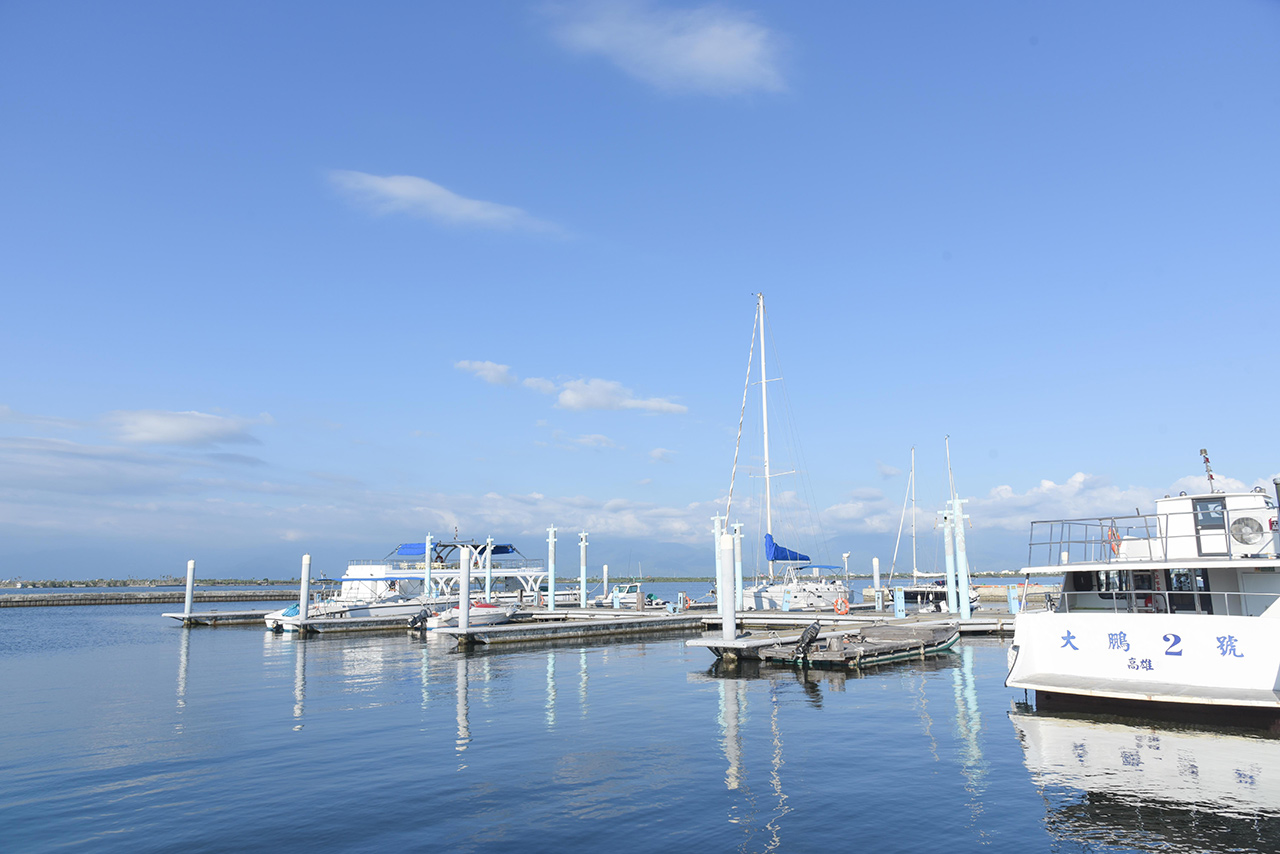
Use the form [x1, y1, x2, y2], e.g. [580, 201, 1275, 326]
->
[2, 589, 297, 608]
[429, 610, 705, 648]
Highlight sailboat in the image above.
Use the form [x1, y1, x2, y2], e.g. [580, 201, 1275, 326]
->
[884, 443, 979, 612]
[732, 293, 850, 612]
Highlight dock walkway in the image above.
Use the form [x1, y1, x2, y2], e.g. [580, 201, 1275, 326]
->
[2, 590, 297, 608]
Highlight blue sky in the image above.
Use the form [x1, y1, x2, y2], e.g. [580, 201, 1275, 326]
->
[3, 1, 1278, 580]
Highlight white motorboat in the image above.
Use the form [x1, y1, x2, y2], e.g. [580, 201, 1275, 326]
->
[731, 294, 851, 613]
[414, 601, 519, 630]
[266, 539, 549, 631]
[592, 582, 666, 609]
[1006, 456, 1280, 716]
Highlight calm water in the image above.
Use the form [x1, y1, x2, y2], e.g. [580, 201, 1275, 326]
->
[2, 586, 1278, 853]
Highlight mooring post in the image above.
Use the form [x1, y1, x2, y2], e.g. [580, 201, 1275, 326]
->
[732, 522, 744, 609]
[183, 559, 196, 619]
[458, 546, 471, 631]
[712, 514, 724, 586]
[719, 532, 737, 642]
[546, 526, 557, 612]
[953, 497, 972, 620]
[424, 533, 434, 599]
[1007, 584, 1019, 615]
[941, 512, 958, 613]
[893, 586, 906, 619]
[298, 553, 311, 636]
[602, 563, 609, 605]
[579, 531, 588, 608]
[483, 536, 493, 603]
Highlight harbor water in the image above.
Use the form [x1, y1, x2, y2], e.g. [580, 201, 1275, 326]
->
[2, 585, 1278, 853]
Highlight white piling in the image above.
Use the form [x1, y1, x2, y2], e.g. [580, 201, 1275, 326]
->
[299, 553, 312, 623]
[546, 525, 557, 612]
[872, 556, 880, 592]
[424, 533, 434, 599]
[732, 523, 744, 609]
[484, 536, 493, 603]
[579, 531, 588, 608]
[602, 563, 609, 601]
[719, 532, 737, 642]
[942, 513, 957, 613]
[953, 497, 972, 620]
[458, 546, 471, 630]
[183, 559, 196, 616]
[712, 515, 724, 586]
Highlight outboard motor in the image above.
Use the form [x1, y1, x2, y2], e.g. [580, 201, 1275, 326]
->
[792, 620, 823, 660]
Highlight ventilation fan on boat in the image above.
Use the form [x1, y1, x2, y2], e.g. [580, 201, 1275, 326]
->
[1229, 516, 1265, 545]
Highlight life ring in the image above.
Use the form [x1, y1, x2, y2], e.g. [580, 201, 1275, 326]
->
[834, 597, 849, 615]
[1107, 525, 1121, 555]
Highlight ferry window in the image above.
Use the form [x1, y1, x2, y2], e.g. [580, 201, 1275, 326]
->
[1193, 498, 1225, 529]
[1133, 572, 1153, 591]
[1170, 569, 1194, 592]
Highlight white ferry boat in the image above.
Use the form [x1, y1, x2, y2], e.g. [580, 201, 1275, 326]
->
[265, 539, 553, 631]
[1006, 475, 1280, 718]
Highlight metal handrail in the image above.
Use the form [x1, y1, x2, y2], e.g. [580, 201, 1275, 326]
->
[1026, 505, 1277, 567]
[1021, 589, 1280, 616]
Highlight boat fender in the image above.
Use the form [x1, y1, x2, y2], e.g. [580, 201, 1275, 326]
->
[834, 597, 849, 615]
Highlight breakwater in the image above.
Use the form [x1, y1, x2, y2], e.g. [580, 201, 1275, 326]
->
[0, 590, 298, 607]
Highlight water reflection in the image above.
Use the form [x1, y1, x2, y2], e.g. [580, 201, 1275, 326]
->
[455, 657, 470, 766]
[1011, 708, 1280, 852]
[293, 638, 306, 728]
[175, 627, 190, 719]
[953, 646, 988, 830]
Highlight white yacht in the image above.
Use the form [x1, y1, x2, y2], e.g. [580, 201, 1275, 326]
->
[265, 539, 550, 631]
[1006, 466, 1280, 717]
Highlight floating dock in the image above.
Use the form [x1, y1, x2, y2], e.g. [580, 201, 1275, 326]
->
[429, 610, 704, 649]
[162, 609, 275, 626]
[757, 622, 961, 668]
[3, 589, 297, 608]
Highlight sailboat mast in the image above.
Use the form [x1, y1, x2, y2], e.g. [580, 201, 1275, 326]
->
[758, 293, 773, 579]
[911, 445, 918, 586]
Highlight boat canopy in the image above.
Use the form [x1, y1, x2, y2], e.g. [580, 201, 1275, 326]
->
[765, 534, 809, 563]
[394, 542, 518, 556]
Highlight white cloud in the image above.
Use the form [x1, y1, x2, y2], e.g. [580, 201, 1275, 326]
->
[574, 433, 620, 449]
[455, 360, 518, 386]
[105, 410, 264, 447]
[876, 461, 901, 478]
[547, 0, 785, 95]
[0, 405, 81, 430]
[650, 447, 674, 462]
[455, 363, 686, 415]
[523, 377, 558, 394]
[557, 378, 687, 413]
[329, 170, 558, 232]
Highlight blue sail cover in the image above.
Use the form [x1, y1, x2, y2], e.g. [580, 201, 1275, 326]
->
[764, 534, 809, 563]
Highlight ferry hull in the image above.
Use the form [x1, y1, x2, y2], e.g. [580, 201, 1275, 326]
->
[1007, 610, 1280, 709]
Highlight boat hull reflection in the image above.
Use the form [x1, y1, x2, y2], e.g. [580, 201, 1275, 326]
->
[1011, 708, 1280, 852]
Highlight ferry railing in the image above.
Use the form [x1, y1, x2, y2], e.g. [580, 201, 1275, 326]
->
[345, 558, 547, 572]
[1024, 589, 1280, 616]
[1027, 505, 1277, 568]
